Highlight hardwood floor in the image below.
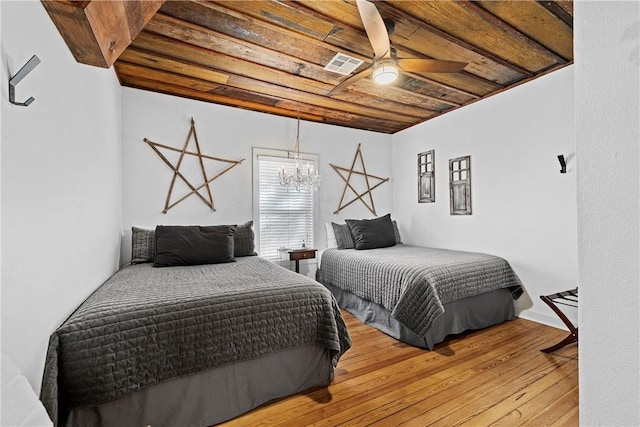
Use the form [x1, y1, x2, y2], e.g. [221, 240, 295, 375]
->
[221, 311, 579, 426]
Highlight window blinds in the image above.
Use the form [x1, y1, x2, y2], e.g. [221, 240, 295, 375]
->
[257, 154, 315, 261]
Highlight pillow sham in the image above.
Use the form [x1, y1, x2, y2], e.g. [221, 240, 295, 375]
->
[131, 227, 155, 264]
[325, 223, 338, 249]
[234, 221, 257, 257]
[154, 225, 236, 267]
[132, 221, 256, 263]
[392, 220, 403, 245]
[332, 222, 354, 249]
[345, 214, 396, 250]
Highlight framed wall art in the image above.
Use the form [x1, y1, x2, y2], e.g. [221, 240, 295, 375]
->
[449, 155, 471, 215]
[418, 150, 435, 203]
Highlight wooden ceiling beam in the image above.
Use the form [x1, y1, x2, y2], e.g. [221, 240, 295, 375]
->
[117, 72, 404, 133]
[118, 48, 230, 85]
[41, 0, 165, 68]
[115, 62, 220, 92]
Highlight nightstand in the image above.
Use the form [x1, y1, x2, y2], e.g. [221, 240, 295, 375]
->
[287, 248, 317, 273]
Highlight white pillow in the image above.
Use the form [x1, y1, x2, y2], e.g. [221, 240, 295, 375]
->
[325, 223, 338, 249]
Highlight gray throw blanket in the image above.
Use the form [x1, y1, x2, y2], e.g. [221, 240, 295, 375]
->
[317, 245, 522, 337]
[40, 257, 351, 427]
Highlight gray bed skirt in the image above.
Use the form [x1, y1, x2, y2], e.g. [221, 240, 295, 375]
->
[65, 343, 333, 427]
[324, 283, 514, 350]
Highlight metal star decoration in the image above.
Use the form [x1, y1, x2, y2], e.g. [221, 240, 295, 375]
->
[143, 117, 243, 213]
[331, 143, 389, 215]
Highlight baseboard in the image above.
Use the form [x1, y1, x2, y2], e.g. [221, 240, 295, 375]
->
[516, 309, 571, 331]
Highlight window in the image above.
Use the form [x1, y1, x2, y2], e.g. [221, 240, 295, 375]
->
[253, 148, 317, 261]
[418, 150, 435, 203]
[449, 155, 472, 215]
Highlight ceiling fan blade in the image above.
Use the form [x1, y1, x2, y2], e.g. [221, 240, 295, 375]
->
[356, 0, 391, 59]
[397, 58, 467, 73]
[328, 66, 373, 94]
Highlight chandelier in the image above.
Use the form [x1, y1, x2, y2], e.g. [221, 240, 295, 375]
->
[278, 111, 321, 191]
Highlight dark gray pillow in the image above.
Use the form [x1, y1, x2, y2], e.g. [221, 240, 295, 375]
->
[131, 227, 155, 264]
[392, 220, 403, 245]
[345, 214, 396, 250]
[154, 225, 236, 267]
[332, 222, 354, 249]
[234, 221, 256, 257]
[132, 222, 256, 262]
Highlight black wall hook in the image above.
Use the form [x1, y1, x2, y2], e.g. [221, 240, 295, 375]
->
[557, 154, 567, 174]
[9, 55, 41, 106]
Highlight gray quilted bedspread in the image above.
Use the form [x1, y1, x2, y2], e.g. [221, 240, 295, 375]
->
[317, 245, 522, 337]
[40, 257, 350, 427]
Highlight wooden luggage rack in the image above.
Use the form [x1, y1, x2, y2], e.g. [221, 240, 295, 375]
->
[540, 287, 578, 353]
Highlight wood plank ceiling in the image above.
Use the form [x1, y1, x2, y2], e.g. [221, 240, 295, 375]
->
[43, 0, 573, 134]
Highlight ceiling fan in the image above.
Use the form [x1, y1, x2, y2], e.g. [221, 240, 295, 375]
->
[329, 0, 467, 94]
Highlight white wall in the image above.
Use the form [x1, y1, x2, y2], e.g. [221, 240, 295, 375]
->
[575, 2, 640, 425]
[121, 88, 392, 271]
[1, 1, 123, 392]
[391, 67, 578, 329]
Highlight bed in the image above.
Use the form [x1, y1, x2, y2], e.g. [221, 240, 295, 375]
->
[317, 216, 522, 350]
[40, 224, 351, 427]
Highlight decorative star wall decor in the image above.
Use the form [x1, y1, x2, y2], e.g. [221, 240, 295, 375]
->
[331, 143, 389, 215]
[143, 117, 244, 214]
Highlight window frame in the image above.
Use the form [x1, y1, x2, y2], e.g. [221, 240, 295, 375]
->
[252, 147, 319, 262]
[449, 155, 472, 215]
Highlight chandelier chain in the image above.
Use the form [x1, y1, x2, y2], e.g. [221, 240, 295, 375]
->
[278, 109, 321, 191]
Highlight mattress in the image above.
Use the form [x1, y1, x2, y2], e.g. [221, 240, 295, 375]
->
[317, 245, 522, 349]
[41, 256, 350, 427]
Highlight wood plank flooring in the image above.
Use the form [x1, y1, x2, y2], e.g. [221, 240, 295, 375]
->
[220, 311, 578, 426]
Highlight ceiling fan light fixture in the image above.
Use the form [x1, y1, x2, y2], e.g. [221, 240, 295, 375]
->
[372, 60, 398, 85]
